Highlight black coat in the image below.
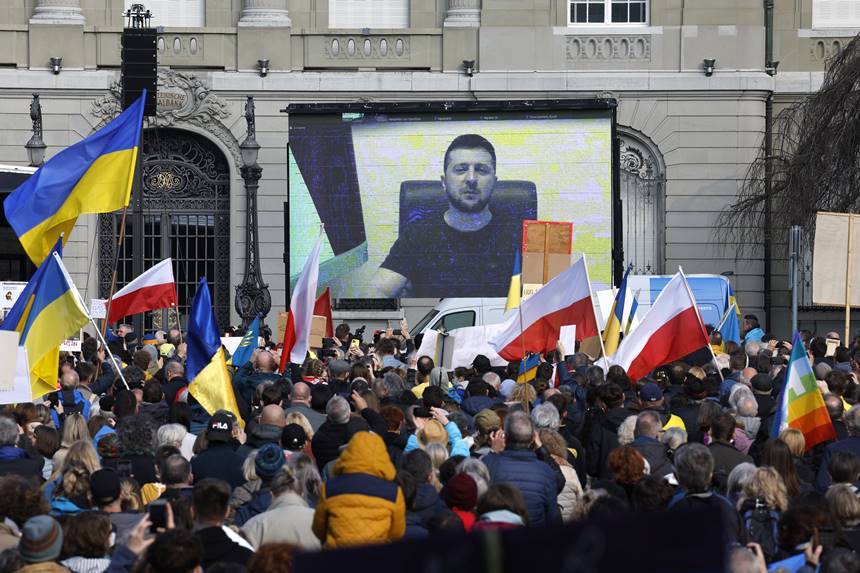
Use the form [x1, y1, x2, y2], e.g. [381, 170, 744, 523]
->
[196, 525, 254, 569]
[191, 443, 246, 489]
[311, 408, 387, 471]
[584, 406, 636, 478]
[709, 442, 753, 494]
[0, 446, 44, 481]
[630, 436, 674, 479]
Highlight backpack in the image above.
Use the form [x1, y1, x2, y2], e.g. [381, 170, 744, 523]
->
[742, 500, 780, 562]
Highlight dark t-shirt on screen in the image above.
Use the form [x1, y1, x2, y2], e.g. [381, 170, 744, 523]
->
[380, 211, 519, 297]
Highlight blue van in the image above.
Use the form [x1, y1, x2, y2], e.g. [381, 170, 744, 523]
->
[627, 274, 733, 329]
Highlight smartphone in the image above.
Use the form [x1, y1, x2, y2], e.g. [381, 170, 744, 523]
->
[116, 460, 133, 479]
[149, 500, 168, 533]
[414, 406, 431, 418]
[350, 338, 360, 350]
[825, 338, 839, 357]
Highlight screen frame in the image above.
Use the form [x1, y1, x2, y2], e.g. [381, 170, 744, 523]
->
[282, 98, 623, 295]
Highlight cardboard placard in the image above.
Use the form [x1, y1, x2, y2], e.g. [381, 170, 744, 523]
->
[813, 211, 860, 307]
[90, 299, 107, 319]
[522, 220, 573, 286]
[276, 312, 327, 349]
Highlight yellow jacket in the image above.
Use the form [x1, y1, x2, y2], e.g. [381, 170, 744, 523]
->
[312, 431, 405, 548]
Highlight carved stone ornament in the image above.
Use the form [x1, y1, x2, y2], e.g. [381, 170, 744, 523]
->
[91, 69, 242, 167]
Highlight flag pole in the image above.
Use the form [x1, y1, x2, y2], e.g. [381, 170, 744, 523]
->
[100, 205, 129, 338]
[51, 252, 129, 390]
[581, 253, 609, 360]
[678, 266, 724, 381]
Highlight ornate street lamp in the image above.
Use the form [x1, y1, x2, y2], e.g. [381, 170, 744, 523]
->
[25, 94, 47, 167]
[234, 96, 271, 329]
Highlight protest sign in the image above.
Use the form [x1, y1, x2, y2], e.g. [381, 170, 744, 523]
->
[90, 298, 107, 319]
[449, 324, 508, 369]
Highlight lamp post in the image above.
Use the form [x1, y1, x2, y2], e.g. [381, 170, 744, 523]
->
[234, 96, 271, 329]
[26, 94, 47, 167]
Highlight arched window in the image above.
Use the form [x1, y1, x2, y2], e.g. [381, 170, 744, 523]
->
[329, 0, 409, 28]
[124, 0, 205, 28]
[100, 128, 231, 329]
[618, 128, 665, 274]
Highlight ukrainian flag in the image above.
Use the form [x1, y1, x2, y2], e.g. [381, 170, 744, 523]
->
[4, 92, 146, 265]
[229, 315, 260, 369]
[624, 290, 640, 336]
[505, 249, 522, 312]
[717, 302, 742, 345]
[516, 353, 541, 384]
[602, 266, 630, 356]
[0, 240, 89, 398]
[187, 277, 244, 427]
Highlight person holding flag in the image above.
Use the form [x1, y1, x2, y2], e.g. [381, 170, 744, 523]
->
[186, 277, 244, 427]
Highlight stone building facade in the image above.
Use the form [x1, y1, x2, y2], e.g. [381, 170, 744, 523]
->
[0, 0, 855, 335]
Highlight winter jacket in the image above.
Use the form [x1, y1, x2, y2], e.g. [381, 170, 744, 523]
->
[233, 488, 273, 527]
[668, 490, 745, 545]
[195, 525, 255, 569]
[817, 436, 860, 492]
[552, 455, 583, 522]
[709, 441, 754, 494]
[311, 409, 385, 470]
[482, 447, 561, 528]
[137, 401, 168, 425]
[0, 445, 44, 480]
[411, 483, 453, 526]
[461, 396, 501, 416]
[629, 435, 674, 479]
[584, 407, 636, 478]
[191, 442, 245, 489]
[236, 424, 283, 461]
[49, 389, 92, 427]
[312, 432, 406, 547]
[241, 491, 321, 550]
[403, 512, 429, 538]
[234, 364, 286, 420]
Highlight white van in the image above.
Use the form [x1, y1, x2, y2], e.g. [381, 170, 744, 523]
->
[411, 297, 507, 337]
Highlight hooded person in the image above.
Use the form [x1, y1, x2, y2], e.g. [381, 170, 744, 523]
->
[444, 473, 478, 532]
[312, 432, 405, 547]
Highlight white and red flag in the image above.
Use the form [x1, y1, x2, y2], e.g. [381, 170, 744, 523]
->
[279, 232, 323, 372]
[610, 270, 710, 381]
[107, 258, 177, 322]
[489, 256, 599, 361]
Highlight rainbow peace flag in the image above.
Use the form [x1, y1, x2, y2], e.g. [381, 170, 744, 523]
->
[771, 332, 836, 449]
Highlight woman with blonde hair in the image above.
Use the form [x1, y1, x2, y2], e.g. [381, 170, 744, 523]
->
[425, 442, 449, 492]
[778, 428, 816, 485]
[508, 384, 536, 414]
[52, 414, 89, 471]
[737, 466, 788, 562]
[47, 440, 101, 515]
[741, 467, 789, 513]
[539, 428, 583, 521]
[826, 483, 860, 528]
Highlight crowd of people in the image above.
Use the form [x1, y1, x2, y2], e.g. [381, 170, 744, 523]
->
[0, 318, 858, 573]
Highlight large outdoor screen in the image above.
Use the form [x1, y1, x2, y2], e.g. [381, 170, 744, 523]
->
[288, 105, 615, 299]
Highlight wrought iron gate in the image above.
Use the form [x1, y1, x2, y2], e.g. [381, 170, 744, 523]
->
[618, 130, 666, 275]
[99, 128, 231, 330]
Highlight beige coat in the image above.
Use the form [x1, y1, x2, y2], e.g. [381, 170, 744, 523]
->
[241, 492, 321, 551]
[552, 454, 583, 522]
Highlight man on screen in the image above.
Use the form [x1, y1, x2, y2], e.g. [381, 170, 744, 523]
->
[375, 134, 519, 298]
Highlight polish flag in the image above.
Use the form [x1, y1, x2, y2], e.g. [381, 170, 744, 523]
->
[489, 256, 599, 361]
[107, 258, 177, 322]
[610, 271, 710, 381]
[313, 287, 334, 338]
[279, 233, 323, 372]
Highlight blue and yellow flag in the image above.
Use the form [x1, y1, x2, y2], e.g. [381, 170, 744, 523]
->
[505, 249, 522, 312]
[602, 266, 630, 356]
[230, 316, 260, 369]
[516, 353, 541, 384]
[187, 277, 244, 427]
[4, 92, 146, 265]
[718, 302, 742, 346]
[0, 240, 89, 398]
[624, 289, 640, 336]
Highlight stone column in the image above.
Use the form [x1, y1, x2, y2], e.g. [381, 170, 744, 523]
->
[445, 0, 481, 27]
[30, 0, 85, 24]
[239, 0, 291, 27]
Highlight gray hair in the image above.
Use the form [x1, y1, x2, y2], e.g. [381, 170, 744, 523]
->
[242, 450, 259, 482]
[634, 410, 662, 438]
[617, 415, 637, 446]
[371, 379, 389, 399]
[530, 403, 560, 430]
[745, 341, 762, 357]
[726, 462, 757, 501]
[737, 396, 758, 418]
[156, 423, 188, 449]
[504, 411, 534, 448]
[728, 384, 755, 412]
[674, 443, 714, 494]
[661, 427, 687, 451]
[846, 405, 860, 436]
[482, 372, 501, 389]
[326, 395, 351, 424]
[0, 418, 17, 447]
[456, 458, 490, 499]
[383, 372, 406, 396]
[165, 360, 184, 378]
[728, 546, 761, 573]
